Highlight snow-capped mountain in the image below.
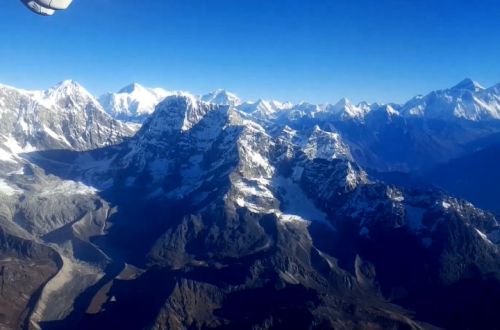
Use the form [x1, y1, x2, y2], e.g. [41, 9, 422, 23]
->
[401, 78, 500, 121]
[0, 80, 135, 329]
[95, 78, 500, 127]
[277, 125, 353, 162]
[224, 80, 500, 173]
[226, 79, 500, 125]
[323, 98, 372, 120]
[0, 80, 135, 154]
[99, 83, 174, 123]
[237, 99, 293, 122]
[0, 79, 134, 238]
[200, 89, 241, 106]
[81, 78, 500, 209]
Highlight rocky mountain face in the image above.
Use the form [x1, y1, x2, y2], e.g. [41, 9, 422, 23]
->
[0, 80, 499, 329]
[249, 81, 500, 173]
[99, 85, 242, 124]
[97, 79, 500, 171]
[0, 80, 136, 329]
[0, 80, 135, 153]
[202, 80, 500, 215]
[12, 93, 498, 329]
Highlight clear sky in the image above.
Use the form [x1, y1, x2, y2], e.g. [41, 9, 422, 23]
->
[1, 0, 500, 104]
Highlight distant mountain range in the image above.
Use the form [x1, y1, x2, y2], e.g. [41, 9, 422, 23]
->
[98, 79, 500, 171]
[99, 78, 500, 123]
[0, 79, 499, 329]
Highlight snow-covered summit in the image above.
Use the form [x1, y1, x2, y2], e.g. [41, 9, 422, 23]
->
[40, 80, 104, 110]
[91, 78, 500, 125]
[450, 78, 485, 92]
[369, 104, 400, 117]
[0, 81, 134, 153]
[201, 89, 241, 106]
[141, 94, 223, 137]
[45, 79, 92, 97]
[401, 78, 500, 121]
[303, 125, 353, 161]
[325, 98, 369, 120]
[99, 83, 174, 123]
[237, 99, 292, 121]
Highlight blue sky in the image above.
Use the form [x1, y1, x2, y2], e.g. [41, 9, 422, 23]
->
[1, 0, 499, 103]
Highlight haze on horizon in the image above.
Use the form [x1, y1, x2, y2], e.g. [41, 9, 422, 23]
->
[1, 0, 500, 104]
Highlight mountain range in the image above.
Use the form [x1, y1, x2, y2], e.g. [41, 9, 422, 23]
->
[0, 79, 499, 329]
[99, 78, 500, 124]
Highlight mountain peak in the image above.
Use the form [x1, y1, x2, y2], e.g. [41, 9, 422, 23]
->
[373, 104, 400, 117]
[329, 98, 352, 113]
[142, 93, 220, 134]
[100, 84, 174, 123]
[327, 97, 369, 119]
[335, 97, 351, 107]
[118, 83, 145, 94]
[451, 78, 484, 92]
[46, 80, 94, 101]
[51, 79, 83, 90]
[213, 88, 229, 94]
[162, 93, 199, 107]
[201, 89, 241, 106]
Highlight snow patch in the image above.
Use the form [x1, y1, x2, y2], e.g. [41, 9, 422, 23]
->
[0, 179, 21, 196]
[387, 187, 405, 203]
[442, 201, 451, 209]
[273, 177, 330, 226]
[39, 180, 98, 196]
[475, 229, 495, 245]
[0, 147, 16, 163]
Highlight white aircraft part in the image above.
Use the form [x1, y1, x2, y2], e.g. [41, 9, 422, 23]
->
[34, 0, 73, 10]
[21, 0, 55, 15]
